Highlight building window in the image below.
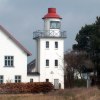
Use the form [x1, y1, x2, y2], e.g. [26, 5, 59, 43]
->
[0, 76, 3, 84]
[4, 56, 14, 67]
[46, 59, 49, 66]
[46, 41, 49, 48]
[50, 21, 61, 29]
[15, 75, 21, 83]
[46, 79, 49, 82]
[30, 79, 33, 83]
[55, 60, 58, 67]
[55, 42, 58, 48]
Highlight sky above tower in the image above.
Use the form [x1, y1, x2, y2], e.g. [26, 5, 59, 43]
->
[0, 0, 100, 62]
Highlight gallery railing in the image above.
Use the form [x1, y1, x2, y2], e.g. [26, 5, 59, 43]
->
[33, 30, 66, 39]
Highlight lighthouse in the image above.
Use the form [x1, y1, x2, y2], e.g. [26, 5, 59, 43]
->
[33, 8, 66, 89]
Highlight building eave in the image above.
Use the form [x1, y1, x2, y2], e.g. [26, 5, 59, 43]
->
[27, 72, 40, 76]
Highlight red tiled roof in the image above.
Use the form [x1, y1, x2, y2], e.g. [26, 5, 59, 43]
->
[0, 25, 32, 56]
[42, 8, 62, 19]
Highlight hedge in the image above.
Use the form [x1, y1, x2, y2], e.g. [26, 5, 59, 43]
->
[0, 82, 54, 94]
[74, 79, 87, 87]
[65, 79, 87, 88]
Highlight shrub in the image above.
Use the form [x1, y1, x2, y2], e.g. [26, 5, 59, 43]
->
[0, 82, 54, 94]
[74, 79, 87, 87]
[65, 79, 87, 88]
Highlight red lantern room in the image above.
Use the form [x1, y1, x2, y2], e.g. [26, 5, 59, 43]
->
[42, 8, 62, 19]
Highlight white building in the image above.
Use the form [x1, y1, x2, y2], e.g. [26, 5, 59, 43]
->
[0, 8, 66, 89]
[0, 25, 31, 83]
[28, 8, 66, 89]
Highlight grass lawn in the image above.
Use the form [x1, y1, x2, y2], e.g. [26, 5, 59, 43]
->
[0, 87, 100, 100]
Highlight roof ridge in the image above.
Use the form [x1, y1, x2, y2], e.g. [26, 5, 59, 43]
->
[0, 25, 32, 56]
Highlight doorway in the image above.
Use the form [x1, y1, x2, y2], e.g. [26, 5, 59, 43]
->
[54, 79, 59, 89]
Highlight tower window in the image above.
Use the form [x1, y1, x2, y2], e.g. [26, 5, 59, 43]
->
[46, 59, 49, 66]
[46, 79, 49, 82]
[46, 41, 49, 48]
[55, 42, 58, 48]
[55, 60, 58, 67]
[30, 79, 33, 83]
[50, 21, 61, 29]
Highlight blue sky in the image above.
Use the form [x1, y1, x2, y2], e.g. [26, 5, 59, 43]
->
[0, 0, 100, 62]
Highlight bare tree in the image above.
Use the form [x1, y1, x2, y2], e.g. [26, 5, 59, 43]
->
[64, 50, 94, 88]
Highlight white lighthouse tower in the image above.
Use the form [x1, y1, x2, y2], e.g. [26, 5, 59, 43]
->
[33, 8, 66, 89]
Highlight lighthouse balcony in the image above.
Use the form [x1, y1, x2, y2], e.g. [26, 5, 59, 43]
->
[33, 30, 66, 39]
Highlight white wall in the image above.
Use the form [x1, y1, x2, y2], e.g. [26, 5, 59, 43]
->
[37, 38, 64, 89]
[0, 30, 28, 83]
